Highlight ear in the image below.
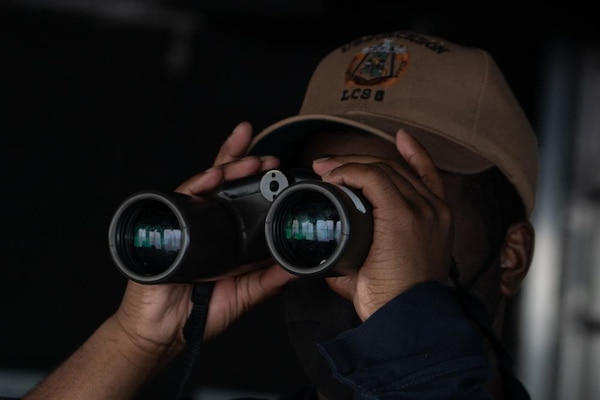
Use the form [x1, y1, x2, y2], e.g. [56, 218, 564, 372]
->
[499, 221, 535, 297]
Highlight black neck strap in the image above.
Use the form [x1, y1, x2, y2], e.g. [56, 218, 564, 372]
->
[174, 281, 215, 400]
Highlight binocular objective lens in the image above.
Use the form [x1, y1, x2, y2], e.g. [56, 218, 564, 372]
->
[278, 192, 341, 268]
[120, 201, 182, 276]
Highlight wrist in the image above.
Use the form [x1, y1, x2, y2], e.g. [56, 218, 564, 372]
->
[23, 315, 184, 400]
[105, 314, 185, 373]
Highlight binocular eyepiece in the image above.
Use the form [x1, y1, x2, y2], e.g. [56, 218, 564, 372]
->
[108, 169, 373, 284]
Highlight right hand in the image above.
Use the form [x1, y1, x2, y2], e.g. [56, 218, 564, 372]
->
[311, 130, 454, 321]
[113, 121, 297, 365]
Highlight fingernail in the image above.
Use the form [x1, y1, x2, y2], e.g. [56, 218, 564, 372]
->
[232, 121, 249, 135]
[313, 156, 330, 163]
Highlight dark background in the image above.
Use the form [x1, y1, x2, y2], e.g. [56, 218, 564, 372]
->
[1, 1, 597, 397]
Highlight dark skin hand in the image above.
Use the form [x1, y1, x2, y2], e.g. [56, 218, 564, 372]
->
[309, 136, 453, 321]
[299, 129, 533, 328]
[114, 122, 296, 357]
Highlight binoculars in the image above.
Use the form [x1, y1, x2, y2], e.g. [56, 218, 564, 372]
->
[108, 169, 373, 284]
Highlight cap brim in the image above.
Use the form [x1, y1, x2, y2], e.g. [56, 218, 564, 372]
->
[249, 113, 493, 174]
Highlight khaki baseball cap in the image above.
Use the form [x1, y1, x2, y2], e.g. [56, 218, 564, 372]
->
[248, 31, 539, 216]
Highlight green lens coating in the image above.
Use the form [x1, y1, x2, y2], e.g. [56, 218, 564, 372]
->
[280, 192, 341, 267]
[126, 202, 181, 275]
[133, 224, 182, 251]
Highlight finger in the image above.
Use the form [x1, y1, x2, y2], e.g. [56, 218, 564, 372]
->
[175, 167, 224, 195]
[205, 265, 297, 340]
[362, 161, 432, 206]
[318, 162, 407, 211]
[312, 154, 407, 176]
[311, 136, 443, 202]
[220, 155, 280, 182]
[395, 129, 446, 200]
[175, 155, 280, 196]
[213, 121, 254, 166]
[313, 156, 428, 204]
[324, 275, 356, 302]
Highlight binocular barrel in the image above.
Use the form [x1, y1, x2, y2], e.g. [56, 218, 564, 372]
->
[108, 169, 372, 284]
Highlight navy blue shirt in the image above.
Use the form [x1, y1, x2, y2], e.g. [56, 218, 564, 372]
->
[278, 281, 530, 400]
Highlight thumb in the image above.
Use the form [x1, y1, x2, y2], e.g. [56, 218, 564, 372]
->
[395, 129, 446, 200]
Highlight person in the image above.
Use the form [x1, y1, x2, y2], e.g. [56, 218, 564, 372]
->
[21, 30, 538, 399]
